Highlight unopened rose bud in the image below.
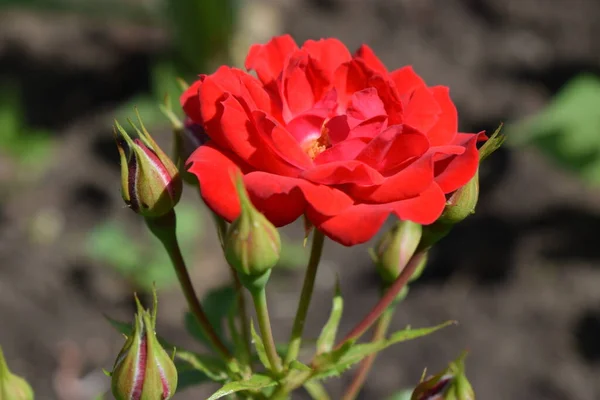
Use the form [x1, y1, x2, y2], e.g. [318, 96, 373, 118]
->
[110, 294, 177, 400]
[225, 174, 281, 292]
[438, 171, 479, 225]
[114, 112, 182, 218]
[371, 221, 423, 285]
[422, 126, 505, 249]
[411, 353, 474, 400]
[0, 346, 34, 400]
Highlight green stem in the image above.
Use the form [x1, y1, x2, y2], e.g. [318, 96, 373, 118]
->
[145, 211, 233, 361]
[341, 306, 394, 400]
[251, 288, 283, 374]
[213, 212, 253, 370]
[284, 230, 326, 366]
[335, 251, 425, 349]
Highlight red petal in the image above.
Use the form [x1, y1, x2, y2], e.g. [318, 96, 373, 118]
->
[280, 51, 331, 121]
[333, 59, 372, 110]
[181, 78, 204, 124]
[251, 111, 313, 170]
[334, 59, 403, 123]
[354, 44, 388, 74]
[301, 160, 384, 186]
[434, 133, 481, 193]
[307, 204, 389, 246]
[187, 143, 249, 222]
[404, 86, 441, 134]
[199, 77, 303, 176]
[355, 124, 429, 173]
[346, 88, 387, 128]
[426, 86, 458, 146]
[389, 66, 426, 104]
[248, 172, 355, 218]
[243, 172, 306, 226]
[348, 156, 434, 203]
[302, 38, 352, 78]
[299, 181, 354, 216]
[313, 138, 369, 164]
[245, 34, 299, 84]
[391, 182, 446, 224]
[307, 182, 446, 246]
[367, 74, 404, 125]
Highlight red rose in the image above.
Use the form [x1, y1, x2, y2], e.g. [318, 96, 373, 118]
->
[181, 35, 484, 246]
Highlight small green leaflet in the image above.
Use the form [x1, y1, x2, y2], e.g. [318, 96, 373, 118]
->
[250, 320, 271, 371]
[316, 279, 344, 354]
[207, 374, 277, 400]
[313, 321, 455, 380]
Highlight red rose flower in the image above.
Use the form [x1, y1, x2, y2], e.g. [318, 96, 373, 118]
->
[181, 35, 484, 246]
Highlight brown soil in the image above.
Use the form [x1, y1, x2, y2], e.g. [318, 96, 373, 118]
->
[2, 1, 600, 399]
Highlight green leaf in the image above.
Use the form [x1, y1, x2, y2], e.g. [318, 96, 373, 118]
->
[207, 374, 277, 400]
[304, 380, 331, 400]
[175, 350, 229, 382]
[290, 360, 312, 372]
[316, 279, 344, 354]
[510, 74, 600, 184]
[313, 321, 455, 380]
[185, 286, 236, 347]
[250, 320, 271, 370]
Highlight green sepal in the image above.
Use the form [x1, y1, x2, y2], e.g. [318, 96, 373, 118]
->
[316, 278, 344, 355]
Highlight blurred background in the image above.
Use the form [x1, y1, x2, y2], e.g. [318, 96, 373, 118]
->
[1, 0, 600, 399]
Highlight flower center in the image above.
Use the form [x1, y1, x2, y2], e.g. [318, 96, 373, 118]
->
[303, 123, 331, 160]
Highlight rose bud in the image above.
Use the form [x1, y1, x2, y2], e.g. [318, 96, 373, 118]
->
[114, 113, 182, 219]
[370, 221, 423, 286]
[0, 346, 34, 400]
[110, 295, 177, 400]
[411, 353, 474, 400]
[437, 171, 479, 226]
[225, 173, 281, 292]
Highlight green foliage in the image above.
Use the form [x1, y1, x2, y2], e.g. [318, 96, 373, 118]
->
[510, 74, 600, 183]
[207, 374, 277, 400]
[312, 321, 455, 380]
[0, 82, 53, 175]
[86, 201, 204, 290]
[166, 0, 237, 75]
[316, 279, 343, 354]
